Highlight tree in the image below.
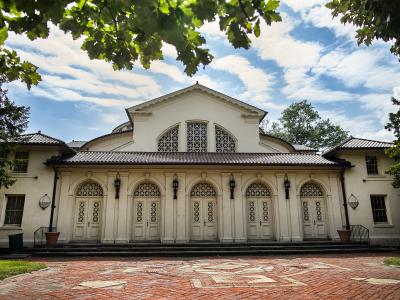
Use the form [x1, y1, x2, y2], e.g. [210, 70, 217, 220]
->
[266, 100, 349, 150]
[0, 76, 30, 188]
[385, 97, 400, 188]
[0, 0, 282, 89]
[326, 0, 400, 59]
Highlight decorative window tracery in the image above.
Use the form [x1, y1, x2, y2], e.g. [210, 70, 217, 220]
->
[187, 122, 207, 152]
[157, 125, 179, 152]
[190, 183, 216, 197]
[246, 182, 271, 197]
[215, 126, 236, 153]
[134, 183, 161, 197]
[76, 181, 103, 197]
[300, 183, 323, 197]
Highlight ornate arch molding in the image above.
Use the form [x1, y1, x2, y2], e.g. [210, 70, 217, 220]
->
[128, 176, 166, 197]
[156, 123, 180, 152]
[296, 178, 329, 197]
[186, 176, 222, 197]
[69, 176, 108, 197]
[241, 177, 277, 196]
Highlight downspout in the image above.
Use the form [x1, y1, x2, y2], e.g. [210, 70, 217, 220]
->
[49, 167, 59, 232]
[340, 168, 350, 230]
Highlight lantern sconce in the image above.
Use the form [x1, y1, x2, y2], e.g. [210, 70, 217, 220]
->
[172, 174, 179, 200]
[229, 174, 236, 200]
[284, 174, 291, 200]
[114, 173, 121, 199]
[348, 193, 359, 210]
[39, 194, 51, 210]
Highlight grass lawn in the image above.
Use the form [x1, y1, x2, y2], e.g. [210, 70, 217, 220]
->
[383, 257, 400, 266]
[0, 260, 47, 280]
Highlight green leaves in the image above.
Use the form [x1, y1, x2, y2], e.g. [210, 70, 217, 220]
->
[385, 98, 400, 188]
[1, 0, 281, 84]
[267, 100, 349, 150]
[0, 26, 8, 45]
[326, 0, 400, 60]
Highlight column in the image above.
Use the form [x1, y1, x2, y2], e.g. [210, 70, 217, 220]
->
[276, 173, 290, 241]
[233, 173, 245, 242]
[116, 172, 129, 243]
[56, 171, 72, 242]
[176, 173, 187, 243]
[221, 173, 233, 242]
[288, 173, 301, 241]
[103, 172, 117, 243]
[328, 174, 343, 240]
[163, 173, 174, 243]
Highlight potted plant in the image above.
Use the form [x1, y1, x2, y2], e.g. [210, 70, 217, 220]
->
[45, 230, 60, 246]
[337, 227, 351, 242]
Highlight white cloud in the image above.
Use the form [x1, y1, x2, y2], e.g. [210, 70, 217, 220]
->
[313, 48, 400, 91]
[251, 16, 322, 70]
[280, 0, 327, 12]
[210, 54, 275, 103]
[301, 5, 357, 40]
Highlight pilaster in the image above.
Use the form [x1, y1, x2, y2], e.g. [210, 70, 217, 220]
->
[288, 173, 301, 241]
[221, 173, 233, 242]
[56, 171, 71, 242]
[176, 173, 187, 243]
[163, 173, 175, 243]
[276, 173, 290, 241]
[116, 172, 129, 243]
[103, 172, 117, 243]
[233, 173, 245, 242]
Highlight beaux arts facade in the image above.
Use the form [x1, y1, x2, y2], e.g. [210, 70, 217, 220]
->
[0, 84, 398, 246]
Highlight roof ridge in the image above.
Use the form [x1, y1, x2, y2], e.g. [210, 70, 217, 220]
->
[345, 136, 393, 145]
[76, 150, 321, 156]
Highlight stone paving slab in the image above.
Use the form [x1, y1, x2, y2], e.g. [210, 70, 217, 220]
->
[0, 254, 399, 299]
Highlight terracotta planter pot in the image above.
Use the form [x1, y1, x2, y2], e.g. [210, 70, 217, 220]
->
[45, 232, 60, 246]
[337, 229, 351, 242]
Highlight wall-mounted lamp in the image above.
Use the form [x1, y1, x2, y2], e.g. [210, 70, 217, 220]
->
[348, 193, 359, 209]
[284, 174, 291, 200]
[229, 174, 236, 199]
[172, 174, 179, 200]
[114, 173, 121, 199]
[39, 194, 51, 210]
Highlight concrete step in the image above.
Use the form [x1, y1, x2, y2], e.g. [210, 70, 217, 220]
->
[32, 247, 396, 257]
[31, 244, 372, 252]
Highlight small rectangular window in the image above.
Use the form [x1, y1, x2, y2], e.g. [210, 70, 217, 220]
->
[370, 195, 388, 223]
[4, 195, 25, 226]
[13, 151, 29, 173]
[365, 155, 378, 175]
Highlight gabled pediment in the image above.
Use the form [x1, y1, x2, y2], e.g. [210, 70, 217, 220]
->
[126, 83, 266, 122]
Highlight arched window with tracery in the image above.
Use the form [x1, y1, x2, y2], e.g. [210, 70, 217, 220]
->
[133, 182, 161, 197]
[190, 182, 216, 197]
[76, 181, 104, 197]
[215, 125, 236, 153]
[157, 125, 179, 152]
[246, 182, 271, 197]
[187, 122, 207, 152]
[300, 183, 323, 197]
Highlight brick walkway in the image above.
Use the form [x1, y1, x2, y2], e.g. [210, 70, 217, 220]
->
[0, 254, 399, 299]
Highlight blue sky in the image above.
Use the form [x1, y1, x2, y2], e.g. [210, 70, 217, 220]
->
[5, 0, 400, 143]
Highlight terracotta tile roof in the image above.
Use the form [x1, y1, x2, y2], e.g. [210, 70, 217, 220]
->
[323, 137, 393, 157]
[49, 151, 339, 166]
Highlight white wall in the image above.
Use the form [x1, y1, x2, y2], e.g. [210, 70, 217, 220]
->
[339, 150, 400, 245]
[123, 90, 292, 153]
[0, 146, 59, 246]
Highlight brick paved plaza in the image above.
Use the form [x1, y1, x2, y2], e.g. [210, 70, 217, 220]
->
[0, 254, 399, 299]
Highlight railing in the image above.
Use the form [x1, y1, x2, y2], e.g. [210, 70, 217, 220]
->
[350, 225, 369, 244]
[34, 227, 57, 247]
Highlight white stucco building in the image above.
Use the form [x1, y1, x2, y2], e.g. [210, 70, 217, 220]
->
[0, 84, 398, 246]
